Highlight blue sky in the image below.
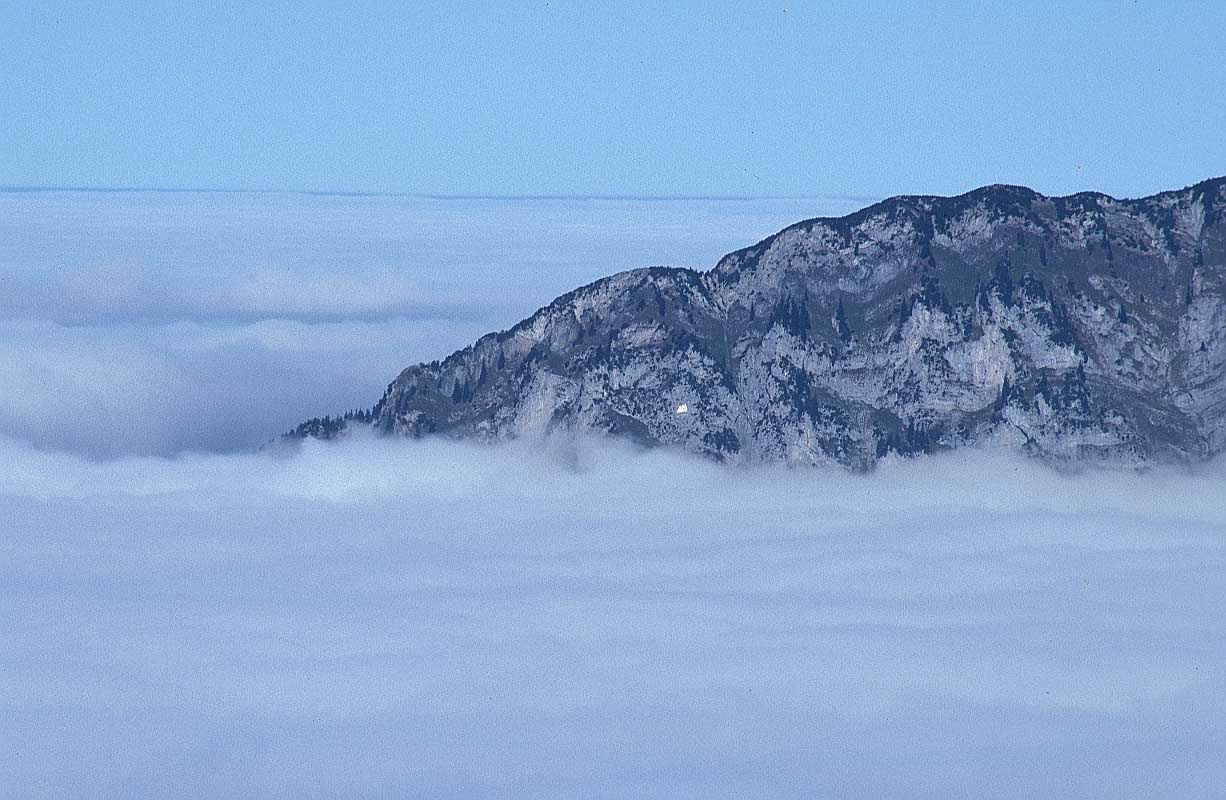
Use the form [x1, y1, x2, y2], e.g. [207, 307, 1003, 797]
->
[2, 1, 1225, 198]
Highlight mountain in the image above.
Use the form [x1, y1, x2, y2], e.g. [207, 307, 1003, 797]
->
[293, 177, 1226, 468]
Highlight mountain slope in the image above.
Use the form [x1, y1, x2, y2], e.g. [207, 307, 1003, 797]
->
[296, 178, 1226, 468]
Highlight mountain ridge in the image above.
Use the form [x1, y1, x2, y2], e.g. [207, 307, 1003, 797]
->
[292, 176, 1226, 468]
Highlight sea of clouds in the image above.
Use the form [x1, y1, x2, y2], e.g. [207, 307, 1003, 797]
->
[3, 192, 1224, 798]
[0, 190, 859, 456]
[4, 435, 1225, 798]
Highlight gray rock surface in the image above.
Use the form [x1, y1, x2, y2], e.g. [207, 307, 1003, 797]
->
[296, 177, 1226, 468]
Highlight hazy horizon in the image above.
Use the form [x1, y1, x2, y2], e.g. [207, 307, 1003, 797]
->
[0, 185, 882, 203]
[5, 173, 1224, 202]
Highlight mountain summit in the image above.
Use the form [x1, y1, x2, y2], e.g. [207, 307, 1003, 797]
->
[294, 178, 1226, 468]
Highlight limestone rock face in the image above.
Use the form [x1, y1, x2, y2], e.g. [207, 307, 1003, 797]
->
[305, 178, 1226, 468]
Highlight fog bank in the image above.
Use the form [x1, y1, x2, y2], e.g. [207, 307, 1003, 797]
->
[0, 191, 862, 456]
[4, 436, 1224, 798]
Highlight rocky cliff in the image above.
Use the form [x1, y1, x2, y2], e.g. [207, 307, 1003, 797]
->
[296, 178, 1226, 468]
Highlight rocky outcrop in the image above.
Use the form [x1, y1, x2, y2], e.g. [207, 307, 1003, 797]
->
[300, 177, 1226, 468]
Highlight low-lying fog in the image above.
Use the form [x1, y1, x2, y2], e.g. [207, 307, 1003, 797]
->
[0, 191, 862, 456]
[3, 192, 1223, 798]
[4, 435, 1225, 797]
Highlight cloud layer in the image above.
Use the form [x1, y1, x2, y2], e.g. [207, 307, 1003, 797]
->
[3, 435, 1225, 798]
[0, 191, 860, 455]
[5, 191, 1223, 798]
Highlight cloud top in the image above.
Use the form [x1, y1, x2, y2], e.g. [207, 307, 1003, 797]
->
[0, 192, 860, 456]
[4, 436, 1225, 797]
